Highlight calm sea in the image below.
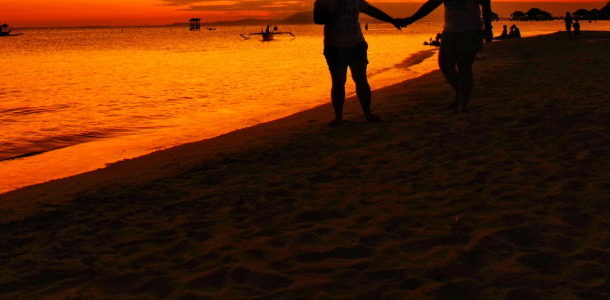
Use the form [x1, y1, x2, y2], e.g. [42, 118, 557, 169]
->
[1, 21, 609, 193]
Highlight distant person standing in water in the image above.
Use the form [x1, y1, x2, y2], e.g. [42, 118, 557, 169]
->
[397, 0, 493, 112]
[314, 0, 402, 126]
[564, 12, 573, 34]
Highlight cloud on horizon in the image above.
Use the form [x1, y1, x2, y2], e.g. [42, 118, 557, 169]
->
[159, 0, 309, 12]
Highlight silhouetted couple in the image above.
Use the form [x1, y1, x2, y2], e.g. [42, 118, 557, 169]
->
[495, 24, 521, 40]
[564, 12, 581, 36]
[314, 0, 493, 125]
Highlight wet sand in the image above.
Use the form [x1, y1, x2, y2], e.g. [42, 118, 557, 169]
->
[1, 32, 609, 299]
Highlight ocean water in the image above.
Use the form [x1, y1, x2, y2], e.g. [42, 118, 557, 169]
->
[1, 21, 609, 193]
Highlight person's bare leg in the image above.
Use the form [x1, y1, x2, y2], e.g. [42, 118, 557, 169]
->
[350, 62, 380, 121]
[456, 50, 478, 112]
[438, 48, 460, 109]
[329, 66, 348, 125]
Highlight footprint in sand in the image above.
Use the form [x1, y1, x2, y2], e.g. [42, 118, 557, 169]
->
[567, 261, 607, 288]
[295, 245, 372, 263]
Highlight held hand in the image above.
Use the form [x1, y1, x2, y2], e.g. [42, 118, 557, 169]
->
[390, 18, 403, 30]
[395, 17, 414, 28]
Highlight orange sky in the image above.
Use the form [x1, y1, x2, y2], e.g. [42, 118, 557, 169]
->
[2, 0, 605, 27]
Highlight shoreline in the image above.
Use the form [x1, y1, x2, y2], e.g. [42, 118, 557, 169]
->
[1, 32, 609, 298]
[0, 51, 439, 220]
[0, 47, 440, 195]
[5, 23, 609, 195]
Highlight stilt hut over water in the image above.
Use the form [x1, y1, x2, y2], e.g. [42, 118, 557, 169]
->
[189, 18, 201, 31]
[0, 24, 11, 36]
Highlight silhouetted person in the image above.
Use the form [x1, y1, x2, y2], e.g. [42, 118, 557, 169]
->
[314, 0, 402, 126]
[265, 25, 271, 33]
[397, 0, 493, 112]
[426, 33, 442, 46]
[495, 25, 508, 40]
[273, 25, 278, 31]
[565, 12, 573, 34]
[573, 19, 581, 36]
[509, 24, 521, 38]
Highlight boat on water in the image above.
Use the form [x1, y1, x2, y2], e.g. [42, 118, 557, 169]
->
[240, 25, 294, 41]
[0, 24, 22, 36]
[423, 33, 442, 47]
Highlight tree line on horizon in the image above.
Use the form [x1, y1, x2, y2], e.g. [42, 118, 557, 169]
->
[508, 2, 610, 21]
[175, 1, 610, 26]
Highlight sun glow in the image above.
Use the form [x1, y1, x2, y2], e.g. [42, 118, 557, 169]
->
[3, 0, 605, 27]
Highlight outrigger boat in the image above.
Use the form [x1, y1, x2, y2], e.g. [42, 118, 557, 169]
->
[0, 24, 22, 36]
[240, 25, 294, 41]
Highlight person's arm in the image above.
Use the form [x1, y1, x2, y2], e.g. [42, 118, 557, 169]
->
[480, 0, 493, 42]
[360, 1, 402, 29]
[399, 0, 443, 27]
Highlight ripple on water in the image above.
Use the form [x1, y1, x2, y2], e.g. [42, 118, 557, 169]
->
[0, 128, 133, 161]
[0, 103, 73, 117]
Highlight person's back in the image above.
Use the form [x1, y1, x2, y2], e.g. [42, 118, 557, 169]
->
[319, 0, 366, 48]
[443, 0, 483, 33]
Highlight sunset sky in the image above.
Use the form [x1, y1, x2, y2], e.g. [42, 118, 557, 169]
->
[2, 0, 605, 27]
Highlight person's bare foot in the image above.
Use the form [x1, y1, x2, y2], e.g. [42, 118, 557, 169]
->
[365, 114, 382, 123]
[458, 105, 470, 113]
[328, 119, 346, 127]
[458, 98, 471, 113]
[448, 99, 459, 110]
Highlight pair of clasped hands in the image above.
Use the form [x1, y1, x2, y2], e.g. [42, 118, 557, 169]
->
[388, 17, 416, 30]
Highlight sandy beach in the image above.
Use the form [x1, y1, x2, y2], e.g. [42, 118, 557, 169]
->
[1, 31, 609, 299]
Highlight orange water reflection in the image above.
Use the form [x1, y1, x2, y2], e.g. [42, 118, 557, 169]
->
[2, 22, 609, 193]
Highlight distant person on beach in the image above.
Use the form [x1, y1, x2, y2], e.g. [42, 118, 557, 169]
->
[314, 0, 402, 126]
[565, 12, 573, 34]
[573, 19, 581, 36]
[509, 24, 521, 38]
[495, 24, 508, 40]
[425, 33, 442, 46]
[396, 0, 493, 112]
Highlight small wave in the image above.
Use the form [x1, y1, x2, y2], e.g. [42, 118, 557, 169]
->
[368, 49, 437, 77]
[0, 107, 52, 116]
[0, 104, 72, 117]
[368, 67, 392, 77]
[0, 89, 21, 95]
[169, 49, 208, 53]
[0, 128, 131, 161]
[394, 49, 437, 69]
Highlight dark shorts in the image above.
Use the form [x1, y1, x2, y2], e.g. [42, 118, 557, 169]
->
[324, 41, 369, 70]
[440, 30, 483, 55]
